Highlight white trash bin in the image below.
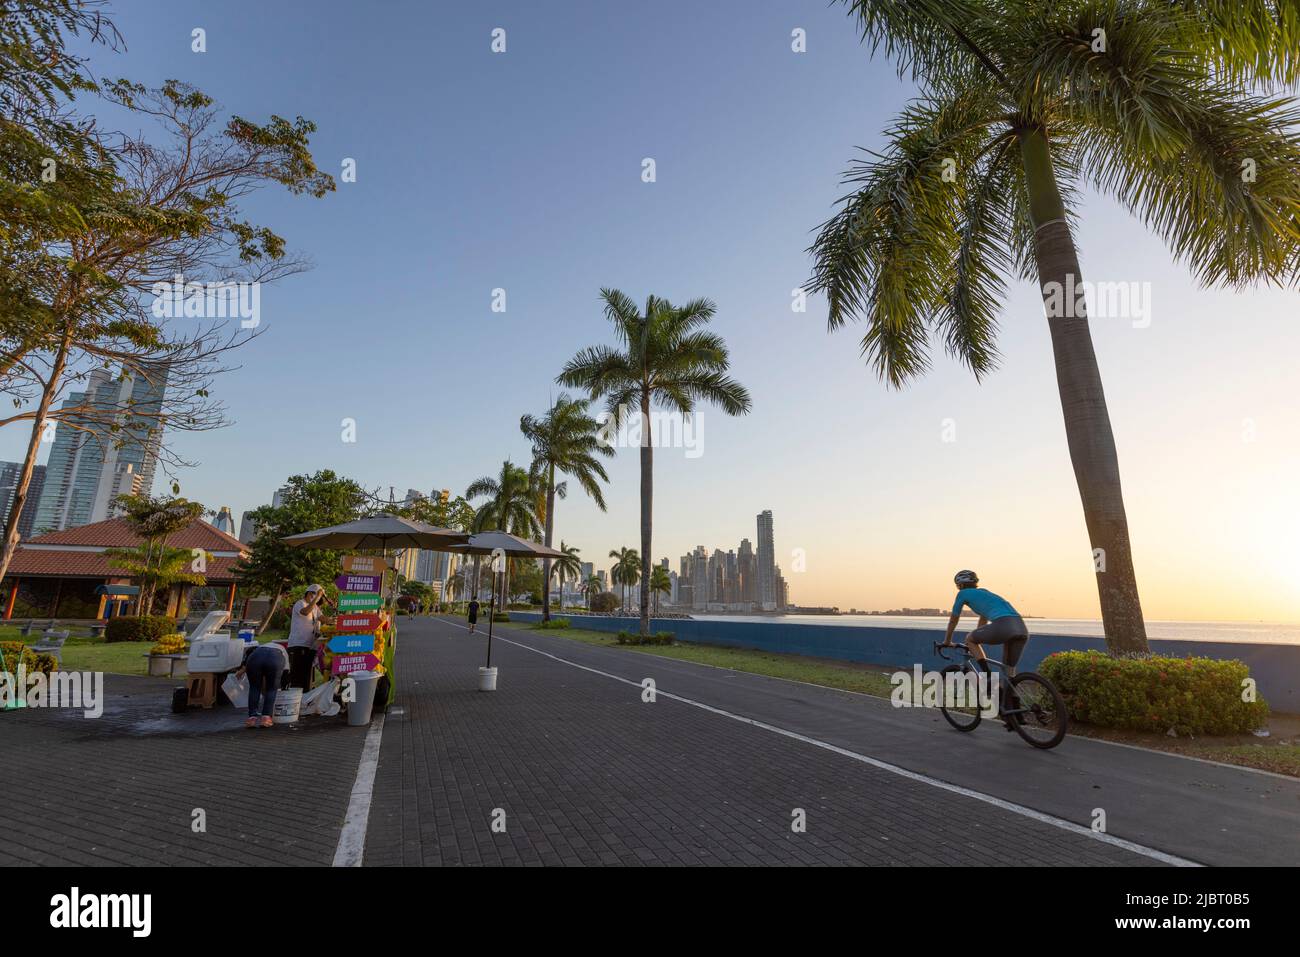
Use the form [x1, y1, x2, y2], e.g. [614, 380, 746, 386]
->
[478, 667, 498, 692]
[346, 670, 380, 726]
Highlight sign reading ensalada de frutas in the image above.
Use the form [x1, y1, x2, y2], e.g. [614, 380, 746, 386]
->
[342, 555, 390, 574]
[336, 573, 382, 593]
[334, 612, 381, 633]
[337, 593, 381, 612]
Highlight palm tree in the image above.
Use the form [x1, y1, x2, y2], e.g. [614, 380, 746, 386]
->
[581, 574, 603, 611]
[608, 547, 639, 614]
[467, 460, 541, 606]
[521, 395, 614, 621]
[650, 565, 671, 616]
[549, 541, 582, 611]
[561, 290, 752, 637]
[808, 2, 1300, 656]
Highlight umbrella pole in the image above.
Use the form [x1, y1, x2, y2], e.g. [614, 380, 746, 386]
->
[486, 568, 496, 669]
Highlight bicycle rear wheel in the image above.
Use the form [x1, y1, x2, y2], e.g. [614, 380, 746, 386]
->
[938, 663, 983, 732]
[1007, 672, 1068, 749]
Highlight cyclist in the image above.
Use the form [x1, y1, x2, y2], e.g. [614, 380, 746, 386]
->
[940, 570, 1029, 676]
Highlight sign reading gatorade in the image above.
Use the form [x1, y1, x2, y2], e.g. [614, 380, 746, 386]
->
[334, 612, 380, 634]
[328, 633, 376, 654]
[337, 593, 382, 612]
[336, 573, 382, 593]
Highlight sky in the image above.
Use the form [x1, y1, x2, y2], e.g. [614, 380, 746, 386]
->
[7, 0, 1299, 623]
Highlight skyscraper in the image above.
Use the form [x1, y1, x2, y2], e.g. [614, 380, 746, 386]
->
[756, 510, 776, 610]
[691, 545, 708, 609]
[737, 537, 756, 604]
[0, 462, 45, 541]
[213, 506, 236, 536]
[33, 365, 168, 534]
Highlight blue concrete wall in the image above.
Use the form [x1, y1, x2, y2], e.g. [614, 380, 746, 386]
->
[510, 612, 1300, 713]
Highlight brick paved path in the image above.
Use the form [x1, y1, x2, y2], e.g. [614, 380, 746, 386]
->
[362, 617, 1157, 866]
[0, 672, 368, 866]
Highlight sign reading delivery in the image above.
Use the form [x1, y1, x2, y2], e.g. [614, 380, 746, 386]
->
[333, 653, 381, 675]
[336, 573, 382, 593]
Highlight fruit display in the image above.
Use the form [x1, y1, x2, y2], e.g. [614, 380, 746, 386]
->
[150, 633, 188, 656]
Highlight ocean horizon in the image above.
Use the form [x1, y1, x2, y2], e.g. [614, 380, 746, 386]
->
[688, 614, 1300, 646]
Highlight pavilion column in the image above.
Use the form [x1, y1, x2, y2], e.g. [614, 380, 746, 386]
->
[4, 581, 17, 619]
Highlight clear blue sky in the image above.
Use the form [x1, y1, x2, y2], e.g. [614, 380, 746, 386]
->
[7, 0, 1298, 619]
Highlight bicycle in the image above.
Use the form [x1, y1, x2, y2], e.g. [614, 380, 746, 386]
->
[932, 641, 1068, 749]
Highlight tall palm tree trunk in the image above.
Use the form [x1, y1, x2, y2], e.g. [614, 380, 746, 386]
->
[541, 467, 556, 621]
[638, 394, 653, 637]
[1022, 129, 1148, 655]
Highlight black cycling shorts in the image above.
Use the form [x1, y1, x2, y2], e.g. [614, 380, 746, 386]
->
[969, 615, 1029, 668]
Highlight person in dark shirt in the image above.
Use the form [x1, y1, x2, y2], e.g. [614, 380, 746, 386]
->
[467, 599, 480, 634]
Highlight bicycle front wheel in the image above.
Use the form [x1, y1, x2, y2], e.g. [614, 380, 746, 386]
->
[1007, 672, 1068, 749]
[938, 663, 982, 732]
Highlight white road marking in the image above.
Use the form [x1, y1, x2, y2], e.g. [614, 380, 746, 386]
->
[436, 617, 1201, 867]
[332, 712, 386, 867]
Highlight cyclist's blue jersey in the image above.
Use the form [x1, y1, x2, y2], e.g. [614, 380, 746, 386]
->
[952, 587, 1020, 621]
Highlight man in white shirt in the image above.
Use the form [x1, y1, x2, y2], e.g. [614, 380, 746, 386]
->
[287, 584, 330, 690]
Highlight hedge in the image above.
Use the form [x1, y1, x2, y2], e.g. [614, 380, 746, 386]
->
[537, 618, 571, 630]
[615, 630, 675, 647]
[1039, 650, 1268, 736]
[104, 616, 178, 644]
[1, 641, 56, 675]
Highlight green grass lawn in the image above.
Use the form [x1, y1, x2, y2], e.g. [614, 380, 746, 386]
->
[0, 625, 287, 677]
[522, 623, 898, 697]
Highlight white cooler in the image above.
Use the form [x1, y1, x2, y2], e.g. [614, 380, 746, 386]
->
[186, 633, 244, 673]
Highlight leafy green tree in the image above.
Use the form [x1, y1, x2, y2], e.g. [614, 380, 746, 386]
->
[521, 394, 612, 620]
[548, 541, 582, 609]
[608, 547, 640, 614]
[0, 75, 334, 590]
[560, 290, 751, 636]
[232, 471, 368, 633]
[808, 1, 1300, 654]
[467, 460, 541, 602]
[105, 493, 206, 615]
[581, 574, 603, 611]
[650, 565, 672, 616]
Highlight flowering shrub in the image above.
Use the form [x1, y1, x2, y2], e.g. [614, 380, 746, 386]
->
[0, 641, 56, 675]
[1039, 650, 1268, 736]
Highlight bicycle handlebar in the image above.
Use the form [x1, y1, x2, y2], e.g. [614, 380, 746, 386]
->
[933, 640, 968, 660]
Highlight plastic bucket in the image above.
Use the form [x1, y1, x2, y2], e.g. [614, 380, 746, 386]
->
[273, 688, 303, 724]
[478, 667, 498, 692]
[346, 670, 379, 726]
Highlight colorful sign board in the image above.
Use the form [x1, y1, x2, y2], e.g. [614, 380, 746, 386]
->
[337, 593, 381, 612]
[342, 555, 390, 574]
[336, 574, 382, 593]
[334, 612, 381, 634]
[328, 633, 376, 654]
[332, 653, 381, 675]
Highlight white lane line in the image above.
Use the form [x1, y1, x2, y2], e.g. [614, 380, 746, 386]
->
[480, 619, 1298, 784]
[436, 618, 1201, 867]
[332, 712, 386, 867]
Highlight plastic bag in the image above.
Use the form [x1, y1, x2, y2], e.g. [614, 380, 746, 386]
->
[300, 678, 340, 717]
[221, 673, 249, 708]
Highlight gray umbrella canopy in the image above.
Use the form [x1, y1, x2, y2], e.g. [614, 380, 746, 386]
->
[448, 530, 567, 559]
[281, 515, 471, 551]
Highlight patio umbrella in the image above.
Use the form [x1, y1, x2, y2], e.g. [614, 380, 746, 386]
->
[448, 531, 567, 677]
[282, 515, 471, 551]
